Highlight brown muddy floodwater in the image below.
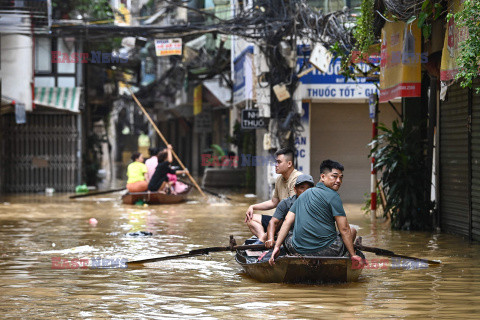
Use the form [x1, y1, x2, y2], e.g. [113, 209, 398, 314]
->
[0, 191, 480, 319]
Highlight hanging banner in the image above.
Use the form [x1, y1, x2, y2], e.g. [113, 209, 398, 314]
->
[379, 20, 422, 102]
[440, 0, 467, 81]
[193, 84, 202, 115]
[155, 39, 182, 56]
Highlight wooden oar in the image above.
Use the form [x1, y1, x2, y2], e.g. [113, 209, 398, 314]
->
[128, 87, 207, 199]
[127, 243, 265, 265]
[69, 188, 126, 199]
[177, 179, 232, 200]
[355, 244, 441, 265]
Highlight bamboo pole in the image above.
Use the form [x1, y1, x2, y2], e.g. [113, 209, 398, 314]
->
[128, 87, 207, 199]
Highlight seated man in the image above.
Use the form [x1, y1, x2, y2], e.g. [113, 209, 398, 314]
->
[264, 174, 315, 248]
[148, 145, 188, 193]
[269, 160, 363, 266]
[245, 148, 302, 241]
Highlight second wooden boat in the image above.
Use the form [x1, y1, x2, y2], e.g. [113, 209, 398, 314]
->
[122, 186, 192, 205]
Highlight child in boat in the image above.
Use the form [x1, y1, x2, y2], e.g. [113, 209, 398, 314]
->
[126, 152, 149, 193]
[148, 144, 188, 193]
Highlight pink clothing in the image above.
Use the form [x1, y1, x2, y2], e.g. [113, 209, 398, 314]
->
[166, 173, 188, 194]
[145, 156, 158, 181]
[167, 173, 177, 183]
[174, 181, 189, 194]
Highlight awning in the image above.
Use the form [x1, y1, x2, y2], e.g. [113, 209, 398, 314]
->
[203, 77, 231, 107]
[34, 87, 82, 113]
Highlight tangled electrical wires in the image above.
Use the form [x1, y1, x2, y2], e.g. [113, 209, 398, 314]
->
[383, 0, 423, 22]
[53, 0, 358, 148]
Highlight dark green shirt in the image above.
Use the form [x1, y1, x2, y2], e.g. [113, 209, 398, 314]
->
[273, 195, 297, 220]
[289, 182, 346, 254]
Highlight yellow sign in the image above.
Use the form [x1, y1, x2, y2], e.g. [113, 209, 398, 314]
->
[115, 4, 131, 26]
[380, 20, 422, 102]
[193, 85, 202, 115]
[440, 0, 467, 81]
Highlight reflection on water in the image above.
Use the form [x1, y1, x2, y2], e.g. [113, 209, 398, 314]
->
[1, 193, 480, 318]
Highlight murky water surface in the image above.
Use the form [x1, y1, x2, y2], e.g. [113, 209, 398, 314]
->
[1, 191, 480, 319]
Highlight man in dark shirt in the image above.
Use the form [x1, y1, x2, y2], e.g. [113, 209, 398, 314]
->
[148, 145, 188, 192]
[264, 174, 315, 249]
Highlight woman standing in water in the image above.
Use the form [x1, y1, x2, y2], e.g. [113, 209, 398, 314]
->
[126, 152, 149, 192]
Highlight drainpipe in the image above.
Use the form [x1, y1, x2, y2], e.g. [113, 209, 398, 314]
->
[31, 13, 35, 110]
[468, 87, 473, 240]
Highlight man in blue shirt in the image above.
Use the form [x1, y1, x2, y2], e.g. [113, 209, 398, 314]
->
[269, 160, 363, 266]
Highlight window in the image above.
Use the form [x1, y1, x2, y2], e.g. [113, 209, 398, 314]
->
[34, 37, 78, 87]
[58, 77, 75, 87]
[57, 38, 76, 74]
[35, 37, 51, 73]
[35, 77, 55, 87]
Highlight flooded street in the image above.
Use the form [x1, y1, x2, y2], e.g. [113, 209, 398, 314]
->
[1, 191, 480, 319]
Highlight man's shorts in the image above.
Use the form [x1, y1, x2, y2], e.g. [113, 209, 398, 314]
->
[261, 215, 273, 231]
[284, 232, 347, 257]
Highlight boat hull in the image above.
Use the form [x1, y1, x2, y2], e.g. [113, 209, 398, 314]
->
[236, 250, 363, 283]
[122, 187, 191, 205]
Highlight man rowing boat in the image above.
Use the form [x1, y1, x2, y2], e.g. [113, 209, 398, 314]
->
[269, 160, 363, 266]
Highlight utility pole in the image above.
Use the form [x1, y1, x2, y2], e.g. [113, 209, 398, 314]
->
[369, 93, 379, 221]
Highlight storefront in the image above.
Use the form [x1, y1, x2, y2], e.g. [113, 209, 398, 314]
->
[296, 58, 400, 202]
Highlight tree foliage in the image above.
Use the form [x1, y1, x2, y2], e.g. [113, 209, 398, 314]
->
[451, 0, 480, 93]
[52, 0, 113, 21]
[353, 0, 375, 54]
[369, 120, 434, 230]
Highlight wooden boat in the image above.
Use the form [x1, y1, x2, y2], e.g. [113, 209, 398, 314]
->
[235, 240, 364, 284]
[122, 186, 192, 205]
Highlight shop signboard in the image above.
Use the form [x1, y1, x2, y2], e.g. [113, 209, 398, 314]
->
[297, 56, 379, 101]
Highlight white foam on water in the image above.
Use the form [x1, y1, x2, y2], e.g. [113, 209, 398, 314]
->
[40, 245, 99, 254]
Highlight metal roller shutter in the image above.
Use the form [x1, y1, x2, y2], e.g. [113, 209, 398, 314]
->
[472, 80, 480, 241]
[309, 102, 400, 202]
[0, 112, 80, 193]
[440, 82, 470, 236]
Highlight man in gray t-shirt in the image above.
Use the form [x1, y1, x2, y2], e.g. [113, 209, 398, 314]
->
[264, 174, 315, 249]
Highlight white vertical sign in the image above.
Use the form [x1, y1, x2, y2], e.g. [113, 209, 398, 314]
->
[295, 102, 310, 175]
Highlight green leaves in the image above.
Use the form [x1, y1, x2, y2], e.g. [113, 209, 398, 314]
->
[414, 0, 444, 40]
[434, 3, 443, 20]
[454, 0, 480, 93]
[353, 0, 376, 54]
[407, 15, 417, 25]
[422, 24, 432, 39]
[52, 0, 114, 21]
